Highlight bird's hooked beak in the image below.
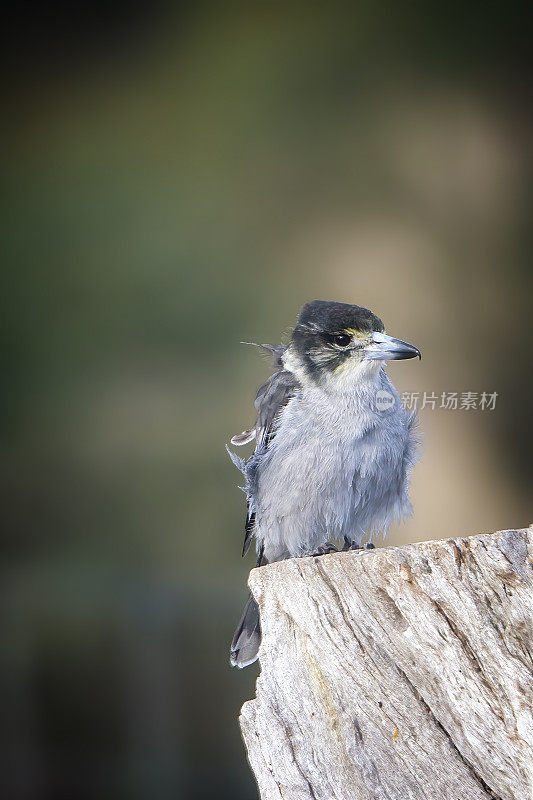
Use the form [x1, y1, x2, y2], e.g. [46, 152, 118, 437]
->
[364, 331, 421, 361]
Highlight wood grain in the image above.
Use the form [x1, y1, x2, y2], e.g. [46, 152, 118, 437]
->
[240, 528, 533, 800]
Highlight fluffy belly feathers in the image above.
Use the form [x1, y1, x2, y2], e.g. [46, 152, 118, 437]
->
[255, 411, 409, 560]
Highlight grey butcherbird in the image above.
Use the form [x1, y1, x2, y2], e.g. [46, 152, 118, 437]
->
[228, 300, 421, 668]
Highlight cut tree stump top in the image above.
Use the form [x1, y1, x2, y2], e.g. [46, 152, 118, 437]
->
[240, 528, 533, 800]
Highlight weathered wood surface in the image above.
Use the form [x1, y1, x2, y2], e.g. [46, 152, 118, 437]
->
[240, 528, 533, 800]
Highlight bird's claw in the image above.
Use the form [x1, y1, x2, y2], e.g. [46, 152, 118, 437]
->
[311, 542, 337, 556]
[342, 538, 352, 552]
[342, 539, 376, 552]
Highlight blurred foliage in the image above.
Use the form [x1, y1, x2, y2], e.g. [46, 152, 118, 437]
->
[1, 3, 532, 799]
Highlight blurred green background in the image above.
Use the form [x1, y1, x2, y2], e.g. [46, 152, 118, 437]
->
[2, 3, 532, 799]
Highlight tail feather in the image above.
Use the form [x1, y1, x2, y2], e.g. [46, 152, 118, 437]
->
[230, 594, 261, 668]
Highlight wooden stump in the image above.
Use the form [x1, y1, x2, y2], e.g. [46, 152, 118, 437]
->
[239, 528, 533, 800]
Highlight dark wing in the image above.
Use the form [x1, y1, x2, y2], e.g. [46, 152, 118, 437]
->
[241, 368, 299, 557]
[254, 369, 298, 449]
[230, 343, 287, 447]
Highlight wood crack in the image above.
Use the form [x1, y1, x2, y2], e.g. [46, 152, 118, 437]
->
[313, 558, 367, 655]
[395, 665, 502, 800]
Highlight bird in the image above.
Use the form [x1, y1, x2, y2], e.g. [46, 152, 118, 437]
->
[227, 300, 421, 668]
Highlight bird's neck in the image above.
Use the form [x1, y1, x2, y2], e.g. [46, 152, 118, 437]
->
[321, 359, 384, 397]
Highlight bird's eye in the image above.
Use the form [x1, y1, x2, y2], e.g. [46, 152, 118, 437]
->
[333, 334, 351, 348]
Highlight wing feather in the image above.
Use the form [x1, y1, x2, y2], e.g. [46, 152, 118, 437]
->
[237, 360, 299, 557]
[254, 369, 297, 448]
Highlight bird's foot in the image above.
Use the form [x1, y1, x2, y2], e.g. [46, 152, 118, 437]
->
[311, 542, 338, 556]
[342, 536, 360, 551]
[342, 538, 376, 552]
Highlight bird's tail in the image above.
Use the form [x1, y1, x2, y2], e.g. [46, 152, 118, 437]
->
[230, 593, 261, 668]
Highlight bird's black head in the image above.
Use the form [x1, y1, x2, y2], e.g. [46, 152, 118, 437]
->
[287, 300, 419, 386]
[297, 300, 385, 338]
